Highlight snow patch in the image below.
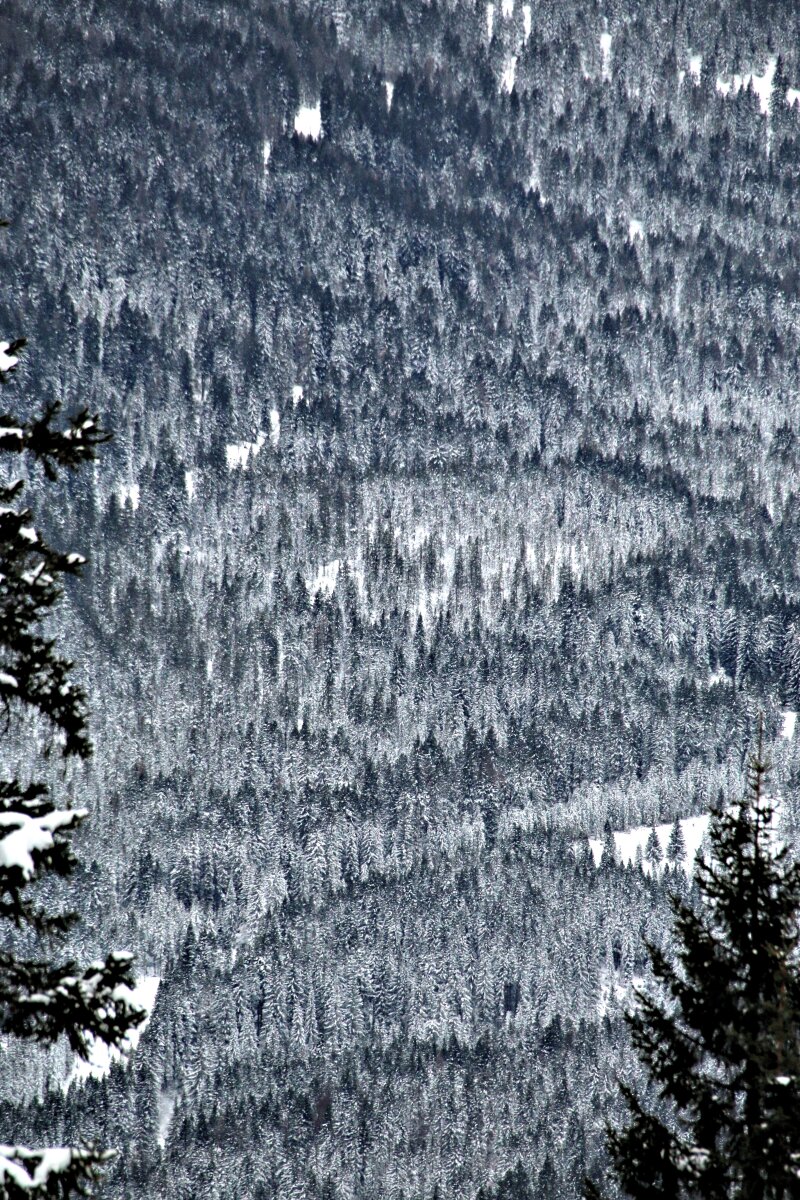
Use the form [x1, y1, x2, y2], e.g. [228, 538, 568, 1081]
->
[184, 470, 195, 501]
[384, 80, 394, 111]
[501, 56, 517, 94]
[501, 0, 513, 17]
[262, 140, 271, 170]
[157, 1090, 177, 1148]
[589, 814, 710, 875]
[787, 88, 800, 108]
[68, 976, 160, 1088]
[294, 101, 322, 141]
[307, 559, 341, 597]
[0, 343, 19, 373]
[486, 3, 495, 39]
[119, 483, 140, 511]
[522, 4, 531, 41]
[226, 431, 266, 470]
[628, 218, 644, 244]
[689, 53, 702, 82]
[781, 710, 797, 740]
[599, 31, 612, 80]
[269, 408, 280, 448]
[292, 384, 304, 406]
[716, 56, 777, 115]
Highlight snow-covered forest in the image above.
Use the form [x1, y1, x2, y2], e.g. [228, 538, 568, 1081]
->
[2, 0, 800, 1195]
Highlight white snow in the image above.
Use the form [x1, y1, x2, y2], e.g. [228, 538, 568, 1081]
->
[294, 101, 322, 141]
[262, 140, 271, 169]
[599, 31, 612, 80]
[689, 53, 703, 82]
[157, 1090, 177, 1148]
[781, 711, 797, 740]
[269, 408, 280, 448]
[184, 470, 195, 501]
[0, 1146, 79, 1192]
[69, 976, 160, 1087]
[225, 431, 266, 470]
[628, 218, 644, 244]
[501, 57, 517, 94]
[384, 80, 394, 111]
[486, 3, 495, 39]
[307, 558, 341, 597]
[119, 483, 140, 511]
[716, 57, 777, 115]
[788, 88, 800, 108]
[589, 814, 710, 875]
[522, 4, 531, 41]
[66, 553, 86, 566]
[0, 672, 18, 689]
[0, 343, 19, 373]
[501, 0, 513, 17]
[0, 808, 85, 878]
[18, 526, 37, 543]
[292, 384, 304, 406]
[708, 666, 731, 686]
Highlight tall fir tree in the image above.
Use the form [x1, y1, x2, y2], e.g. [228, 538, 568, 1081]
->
[0, 235, 144, 1197]
[587, 723, 800, 1199]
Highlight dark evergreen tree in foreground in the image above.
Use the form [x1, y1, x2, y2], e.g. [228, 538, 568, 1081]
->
[587, 725, 800, 1199]
[0, 240, 143, 1197]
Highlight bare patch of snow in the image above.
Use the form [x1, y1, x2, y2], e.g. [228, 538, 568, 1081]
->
[599, 31, 612, 80]
[384, 80, 394, 111]
[781, 710, 797, 740]
[522, 4, 531, 41]
[269, 409, 280, 447]
[0, 343, 19, 373]
[501, 56, 517, 94]
[184, 470, 195, 501]
[307, 559, 341, 597]
[225, 431, 266, 470]
[628, 218, 644, 244]
[689, 53, 702, 82]
[716, 56, 777, 115]
[486, 2, 495, 39]
[589, 814, 710, 875]
[292, 384, 304, 406]
[787, 87, 800, 108]
[294, 101, 322, 141]
[501, 0, 513, 17]
[262, 140, 271, 170]
[119, 483, 140, 511]
[158, 1090, 177, 1148]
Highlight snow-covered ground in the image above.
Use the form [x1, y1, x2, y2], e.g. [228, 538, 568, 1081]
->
[67, 975, 160, 1089]
[294, 101, 322, 140]
[589, 814, 710, 874]
[716, 56, 776, 115]
[781, 710, 797, 740]
[118, 483, 140, 511]
[599, 30, 612, 80]
[226, 431, 266, 470]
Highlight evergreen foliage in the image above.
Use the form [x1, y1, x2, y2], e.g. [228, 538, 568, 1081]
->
[0, 255, 143, 1197]
[588, 727, 800, 1199]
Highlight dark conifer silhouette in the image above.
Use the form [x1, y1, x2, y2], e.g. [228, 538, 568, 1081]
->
[0, 248, 144, 1197]
[587, 722, 800, 1199]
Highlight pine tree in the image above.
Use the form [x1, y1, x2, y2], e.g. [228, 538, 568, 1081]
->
[587, 724, 800, 1199]
[644, 826, 663, 869]
[666, 817, 687, 868]
[0, 251, 144, 1197]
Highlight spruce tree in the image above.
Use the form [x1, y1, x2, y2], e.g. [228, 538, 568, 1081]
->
[644, 826, 663, 869]
[667, 817, 687, 868]
[0, 253, 144, 1197]
[587, 725, 800, 1199]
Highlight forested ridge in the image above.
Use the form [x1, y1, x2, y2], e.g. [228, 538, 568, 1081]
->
[1, 0, 800, 1195]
